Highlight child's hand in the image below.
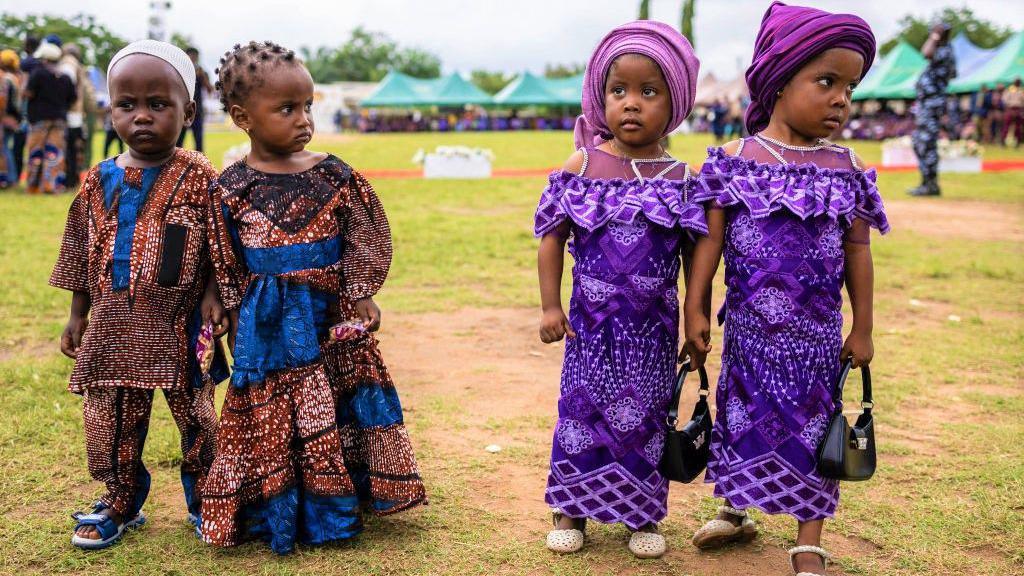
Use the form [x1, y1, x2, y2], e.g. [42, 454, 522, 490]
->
[60, 314, 88, 359]
[201, 285, 228, 337]
[841, 330, 874, 368]
[539, 307, 575, 343]
[356, 297, 382, 332]
[682, 312, 712, 369]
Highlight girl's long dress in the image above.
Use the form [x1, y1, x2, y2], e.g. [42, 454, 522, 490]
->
[535, 148, 707, 529]
[200, 156, 426, 554]
[695, 138, 889, 520]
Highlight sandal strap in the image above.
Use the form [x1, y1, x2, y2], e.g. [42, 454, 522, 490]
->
[789, 545, 830, 561]
[719, 505, 748, 517]
[74, 513, 120, 540]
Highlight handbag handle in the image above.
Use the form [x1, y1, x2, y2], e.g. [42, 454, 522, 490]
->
[667, 359, 710, 427]
[836, 359, 873, 412]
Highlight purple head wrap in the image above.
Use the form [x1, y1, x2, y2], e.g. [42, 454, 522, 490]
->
[575, 20, 700, 149]
[744, 1, 876, 135]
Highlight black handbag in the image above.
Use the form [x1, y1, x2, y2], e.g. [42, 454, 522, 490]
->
[817, 360, 876, 481]
[660, 360, 712, 483]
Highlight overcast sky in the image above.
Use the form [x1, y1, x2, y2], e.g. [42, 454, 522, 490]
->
[7, 0, 1022, 80]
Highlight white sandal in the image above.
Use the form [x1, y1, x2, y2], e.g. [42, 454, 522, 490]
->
[692, 505, 758, 549]
[789, 545, 831, 576]
[545, 509, 585, 554]
[628, 527, 666, 559]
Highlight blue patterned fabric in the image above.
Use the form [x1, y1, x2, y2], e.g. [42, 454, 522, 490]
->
[230, 277, 336, 388]
[229, 236, 344, 388]
[240, 488, 362, 555]
[243, 236, 341, 275]
[98, 159, 161, 291]
[341, 382, 406, 428]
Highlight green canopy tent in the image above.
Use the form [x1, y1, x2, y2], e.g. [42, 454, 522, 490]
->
[543, 73, 584, 106]
[948, 31, 1024, 93]
[361, 71, 494, 107]
[493, 72, 583, 106]
[360, 71, 424, 107]
[493, 71, 559, 106]
[431, 73, 494, 106]
[853, 40, 927, 100]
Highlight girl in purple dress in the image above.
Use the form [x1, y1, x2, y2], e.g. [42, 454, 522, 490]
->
[683, 3, 888, 575]
[535, 21, 703, 559]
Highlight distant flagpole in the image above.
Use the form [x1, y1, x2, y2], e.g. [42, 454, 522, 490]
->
[147, 1, 172, 41]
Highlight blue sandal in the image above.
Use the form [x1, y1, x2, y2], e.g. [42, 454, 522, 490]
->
[70, 504, 146, 550]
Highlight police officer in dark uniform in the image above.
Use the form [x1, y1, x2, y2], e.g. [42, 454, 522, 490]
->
[909, 22, 956, 196]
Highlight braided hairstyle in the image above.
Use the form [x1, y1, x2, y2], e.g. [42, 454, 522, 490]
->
[214, 40, 299, 111]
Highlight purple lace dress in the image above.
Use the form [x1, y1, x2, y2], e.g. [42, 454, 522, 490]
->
[534, 147, 707, 529]
[694, 137, 889, 521]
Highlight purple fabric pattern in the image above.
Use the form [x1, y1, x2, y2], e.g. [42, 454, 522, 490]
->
[698, 138, 887, 521]
[535, 171, 708, 238]
[538, 150, 705, 529]
[694, 147, 890, 233]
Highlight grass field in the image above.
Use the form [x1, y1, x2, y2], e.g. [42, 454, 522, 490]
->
[0, 131, 1021, 575]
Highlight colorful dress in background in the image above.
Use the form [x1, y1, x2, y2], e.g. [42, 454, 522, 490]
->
[535, 147, 707, 529]
[695, 136, 889, 520]
[200, 155, 426, 555]
[25, 64, 75, 194]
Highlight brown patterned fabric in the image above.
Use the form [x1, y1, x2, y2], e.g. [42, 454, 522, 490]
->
[49, 149, 241, 393]
[82, 382, 217, 518]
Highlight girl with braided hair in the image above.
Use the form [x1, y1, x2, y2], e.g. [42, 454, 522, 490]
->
[199, 41, 426, 555]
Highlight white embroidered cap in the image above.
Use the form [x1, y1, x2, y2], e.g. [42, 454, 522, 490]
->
[107, 39, 196, 101]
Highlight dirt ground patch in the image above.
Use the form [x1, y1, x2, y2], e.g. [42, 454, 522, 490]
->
[884, 198, 1024, 242]
[377, 307, 878, 575]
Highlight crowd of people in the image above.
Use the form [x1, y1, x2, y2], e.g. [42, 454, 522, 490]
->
[0, 35, 217, 193]
[341, 108, 578, 133]
[965, 79, 1024, 144]
[0, 34, 96, 193]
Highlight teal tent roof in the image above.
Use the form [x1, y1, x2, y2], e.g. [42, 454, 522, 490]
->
[433, 73, 493, 106]
[951, 34, 999, 79]
[493, 72, 582, 106]
[361, 71, 493, 107]
[949, 31, 1024, 93]
[853, 41, 927, 100]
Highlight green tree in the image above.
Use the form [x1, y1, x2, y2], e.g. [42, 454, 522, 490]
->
[544, 62, 586, 79]
[681, 0, 696, 48]
[301, 26, 441, 83]
[638, 0, 650, 20]
[881, 7, 1013, 55]
[470, 70, 511, 94]
[169, 31, 194, 52]
[0, 13, 127, 70]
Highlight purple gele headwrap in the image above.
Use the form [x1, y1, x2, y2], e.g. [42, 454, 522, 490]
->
[744, 1, 876, 135]
[574, 20, 699, 149]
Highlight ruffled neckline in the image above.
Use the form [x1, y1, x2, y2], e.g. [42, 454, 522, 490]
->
[534, 170, 708, 237]
[693, 147, 890, 233]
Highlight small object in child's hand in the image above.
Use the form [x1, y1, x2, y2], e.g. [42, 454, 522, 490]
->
[485, 444, 502, 453]
[328, 321, 367, 343]
[196, 322, 215, 375]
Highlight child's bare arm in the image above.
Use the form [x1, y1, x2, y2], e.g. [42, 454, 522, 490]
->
[538, 223, 574, 343]
[682, 208, 724, 368]
[60, 291, 91, 359]
[842, 218, 874, 367]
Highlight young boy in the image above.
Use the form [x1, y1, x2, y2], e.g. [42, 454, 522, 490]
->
[49, 40, 240, 550]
